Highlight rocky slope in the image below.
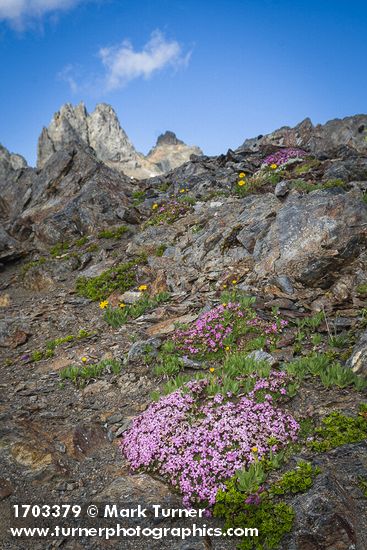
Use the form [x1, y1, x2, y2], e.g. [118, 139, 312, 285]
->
[1, 114, 367, 549]
[37, 102, 202, 178]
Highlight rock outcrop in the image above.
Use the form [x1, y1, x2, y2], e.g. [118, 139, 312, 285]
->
[287, 442, 367, 550]
[37, 103, 202, 178]
[240, 114, 367, 156]
[0, 144, 27, 176]
[9, 144, 137, 247]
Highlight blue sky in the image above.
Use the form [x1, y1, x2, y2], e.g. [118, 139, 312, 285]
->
[0, 0, 366, 166]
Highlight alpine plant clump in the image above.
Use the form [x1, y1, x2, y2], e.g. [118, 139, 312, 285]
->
[172, 302, 289, 356]
[262, 148, 307, 167]
[120, 378, 299, 507]
[173, 302, 244, 355]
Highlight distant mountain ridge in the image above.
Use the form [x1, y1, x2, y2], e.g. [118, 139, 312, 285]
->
[37, 102, 203, 179]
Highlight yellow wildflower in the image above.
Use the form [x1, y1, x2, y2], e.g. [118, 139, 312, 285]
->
[152, 203, 158, 210]
[209, 367, 215, 373]
[81, 357, 88, 363]
[238, 180, 246, 187]
[239, 172, 246, 178]
[232, 279, 237, 285]
[225, 346, 230, 351]
[222, 284, 227, 289]
[222, 303, 227, 307]
[251, 446, 258, 453]
[99, 300, 109, 309]
[119, 303, 126, 308]
[138, 284, 148, 291]
[179, 188, 185, 193]
[270, 163, 278, 170]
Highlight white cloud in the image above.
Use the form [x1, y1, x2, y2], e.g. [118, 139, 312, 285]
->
[57, 64, 79, 93]
[0, 0, 85, 26]
[98, 30, 191, 91]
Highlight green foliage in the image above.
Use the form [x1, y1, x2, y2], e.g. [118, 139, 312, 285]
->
[30, 329, 94, 362]
[293, 159, 321, 175]
[46, 334, 73, 351]
[75, 236, 88, 247]
[158, 373, 204, 398]
[153, 340, 185, 378]
[297, 311, 324, 331]
[285, 352, 365, 390]
[269, 461, 320, 495]
[75, 256, 146, 301]
[323, 178, 347, 188]
[97, 225, 128, 239]
[234, 169, 283, 198]
[245, 335, 267, 352]
[179, 194, 196, 206]
[154, 243, 167, 257]
[328, 333, 350, 348]
[158, 181, 171, 192]
[50, 242, 69, 257]
[132, 190, 146, 205]
[145, 199, 192, 227]
[20, 257, 47, 276]
[31, 350, 44, 362]
[220, 290, 256, 309]
[319, 363, 366, 389]
[285, 352, 331, 379]
[60, 358, 122, 386]
[87, 243, 99, 253]
[298, 417, 315, 440]
[45, 329, 93, 351]
[214, 460, 320, 549]
[214, 482, 294, 550]
[290, 178, 346, 193]
[191, 223, 204, 233]
[360, 308, 367, 328]
[153, 348, 278, 400]
[236, 461, 267, 494]
[103, 292, 170, 328]
[222, 352, 271, 379]
[262, 449, 287, 472]
[77, 328, 92, 339]
[356, 283, 367, 297]
[202, 190, 230, 201]
[358, 477, 367, 497]
[153, 356, 184, 377]
[311, 333, 323, 346]
[309, 407, 367, 452]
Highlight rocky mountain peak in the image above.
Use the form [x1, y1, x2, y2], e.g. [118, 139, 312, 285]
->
[155, 131, 183, 147]
[146, 131, 203, 173]
[37, 103, 202, 178]
[0, 143, 27, 173]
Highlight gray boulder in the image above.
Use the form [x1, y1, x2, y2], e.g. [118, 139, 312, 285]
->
[345, 330, 367, 376]
[254, 188, 367, 287]
[127, 337, 161, 363]
[286, 442, 367, 550]
[275, 180, 291, 197]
